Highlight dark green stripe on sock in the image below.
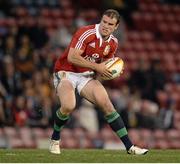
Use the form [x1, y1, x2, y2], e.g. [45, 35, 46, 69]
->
[54, 111, 69, 131]
[54, 123, 64, 132]
[52, 110, 70, 140]
[105, 111, 120, 123]
[56, 110, 69, 120]
[116, 127, 128, 138]
[105, 111, 133, 150]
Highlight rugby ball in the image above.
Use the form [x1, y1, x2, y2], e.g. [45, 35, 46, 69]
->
[102, 57, 124, 80]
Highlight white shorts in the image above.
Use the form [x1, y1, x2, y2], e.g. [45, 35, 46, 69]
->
[53, 71, 95, 94]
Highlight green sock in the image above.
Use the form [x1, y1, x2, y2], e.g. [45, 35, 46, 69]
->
[105, 111, 133, 150]
[51, 110, 69, 140]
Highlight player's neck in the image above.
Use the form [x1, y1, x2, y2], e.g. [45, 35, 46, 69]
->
[102, 35, 110, 41]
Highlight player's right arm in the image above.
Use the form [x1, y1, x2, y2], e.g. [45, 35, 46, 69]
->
[68, 47, 112, 78]
[67, 26, 112, 78]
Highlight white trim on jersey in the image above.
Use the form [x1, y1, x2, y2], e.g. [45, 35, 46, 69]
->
[95, 24, 103, 47]
[75, 29, 96, 49]
[107, 35, 112, 42]
[111, 35, 118, 43]
[78, 29, 95, 42]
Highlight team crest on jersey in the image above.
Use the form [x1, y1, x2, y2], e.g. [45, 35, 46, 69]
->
[103, 45, 110, 56]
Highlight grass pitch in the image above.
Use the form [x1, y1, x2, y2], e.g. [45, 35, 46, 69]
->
[0, 149, 180, 163]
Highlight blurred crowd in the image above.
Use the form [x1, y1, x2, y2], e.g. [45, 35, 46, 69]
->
[0, 0, 179, 135]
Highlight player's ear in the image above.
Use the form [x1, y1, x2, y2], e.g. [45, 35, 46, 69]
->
[114, 23, 119, 30]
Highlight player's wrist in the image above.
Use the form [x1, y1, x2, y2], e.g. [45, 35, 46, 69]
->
[91, 63, 99, 71]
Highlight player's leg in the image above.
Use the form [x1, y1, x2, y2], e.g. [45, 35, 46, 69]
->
[80, 80, 133, 150]
[50, 79, 76, 154]
[80, 80, 148, 155]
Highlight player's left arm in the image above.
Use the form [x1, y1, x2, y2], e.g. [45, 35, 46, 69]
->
[102, 40, 124, 75]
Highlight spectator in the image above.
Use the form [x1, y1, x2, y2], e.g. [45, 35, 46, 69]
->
[1, 56, 23, 96]
[15, 47, 34, 79]
[13, 95, 28, 127]
[3, 96, 14, 126]
[29, 17, 49, 49]
[1, 36, 16, 58]
[146, 59, 166, 102]
[128, 59, 150, 98]
[137, 100, 159, 129]
[157, 99, 175, 129]
[50, 24, 74, 49]
[150, 59, 166, 90]
[18, 16, 49, 49]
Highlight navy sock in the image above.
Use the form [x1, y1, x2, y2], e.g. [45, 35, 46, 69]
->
[52, 129, 60, 140]
[105, 111, 133, 150]
[51, 110, 69, 140]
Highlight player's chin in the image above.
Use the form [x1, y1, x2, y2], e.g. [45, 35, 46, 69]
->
[102, 31, 111, 37]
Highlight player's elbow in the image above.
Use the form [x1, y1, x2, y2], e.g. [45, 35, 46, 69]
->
[67, 48, 82, 64]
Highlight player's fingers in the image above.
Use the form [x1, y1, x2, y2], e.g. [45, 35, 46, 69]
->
[104, 70, 113, 79]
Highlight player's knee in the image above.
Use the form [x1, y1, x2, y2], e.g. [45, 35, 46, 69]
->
[61, 103, 76, 115]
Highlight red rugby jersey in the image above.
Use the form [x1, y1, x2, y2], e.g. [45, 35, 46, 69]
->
[54, 24, 118, 73]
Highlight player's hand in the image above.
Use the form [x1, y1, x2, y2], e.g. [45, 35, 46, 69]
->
[94, 63, 113, 79]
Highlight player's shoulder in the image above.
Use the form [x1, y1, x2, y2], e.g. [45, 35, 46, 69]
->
[75, 24, 96, 36]
[110, 34, 118, 44]
[78, 24, 96, 32]
[74, 24, 96, 42]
